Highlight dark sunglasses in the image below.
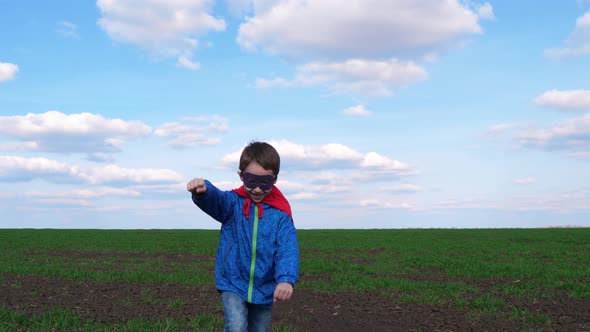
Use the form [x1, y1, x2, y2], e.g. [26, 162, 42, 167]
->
[241, 172, 276, 191]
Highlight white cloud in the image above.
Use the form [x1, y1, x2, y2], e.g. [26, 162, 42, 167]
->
[516, 113, 590, 150]
[243, 1, 487, 97]
[0, 111, 151, 159]
[96, 0, 226, 67]
[500, 191, 590, 212]
[342, 104, 371, 116]
[220, 149, 243, 167]
[367, 190, 590, 214]
[81, 164, 183, 185]
[380, 184, 422, 193]
[219, 141, 413, 204]
[467, 144, 481, 150]
[131, 182, 187, 194]
[177, 54, 201, 70]
[432, 197, 492, 210]
[0, 191, 16, 198]
[86, 153, 116, 163]
[423, 53, 439, 63]
[257, 58, 427, 96]
[27, 187, 141, 198]
[545, 11, 590, 59]
[430, 192, 590, 213]
[237, 0, 483, 59]
[154, 115, 227, 148]
[534, 89, 590, 110]
[23, 187, 142, 207]
[57, 21, 79, 38]
[289, 192, 318, 200]
[0, 156, 182, 185]
[221, 140, 412, 175]
[297, 59, 427, 87]
[210, 180, 242, 191]
[283, 171, 356, 192]
[486, 123, 527, 136]
[477, 2, 495, 20]
[566, 151, 590, 159]
[85, 200, 186, 213]
[0, 156, 81, 183]
[32, 198, 94, 207]
[0, 142, 40, 152]
[255, 77, 293, 89]
[278, 141, 362, 164]
[0, 62, 19, 82]
[513, 177, 535, 185]
[359, 199, 414, 209]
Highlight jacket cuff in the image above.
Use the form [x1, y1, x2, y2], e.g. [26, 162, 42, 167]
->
[191, 189, 207, 202]
[276, 275, 297, 286]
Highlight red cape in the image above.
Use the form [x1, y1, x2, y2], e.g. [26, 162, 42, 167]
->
[232, 185, 292, 220]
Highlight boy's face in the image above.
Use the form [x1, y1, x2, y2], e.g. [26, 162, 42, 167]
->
[238, 161, 277, 203]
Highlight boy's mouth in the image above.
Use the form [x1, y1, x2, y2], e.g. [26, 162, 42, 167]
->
[250, 193, 264, 201]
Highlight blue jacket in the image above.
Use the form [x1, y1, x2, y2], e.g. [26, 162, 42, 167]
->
[192, 180, 299, 305]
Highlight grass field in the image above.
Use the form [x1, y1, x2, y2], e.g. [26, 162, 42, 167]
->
[1, 228, 589, 331]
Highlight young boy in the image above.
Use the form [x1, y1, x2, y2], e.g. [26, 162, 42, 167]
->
[187, 141, 299, 332]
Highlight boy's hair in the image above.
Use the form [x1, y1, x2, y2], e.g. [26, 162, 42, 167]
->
[239, 141, 281, 176]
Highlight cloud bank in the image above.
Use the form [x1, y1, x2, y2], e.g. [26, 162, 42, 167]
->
[0, 156, 183, 185]
[0, 62, 19, 82]
[545, 11, 590, 59]
[237, 0, 484, 59]
[0, 111, 151, 160]
[96, 0, 226, 68]
[534, 89, 590, 110]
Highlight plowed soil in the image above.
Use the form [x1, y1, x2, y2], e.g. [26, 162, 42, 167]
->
[1, 250, 589, 331]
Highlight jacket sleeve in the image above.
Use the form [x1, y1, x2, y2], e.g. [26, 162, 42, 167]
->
[274, 214, 300, 285]
[191, 180, 235, 223]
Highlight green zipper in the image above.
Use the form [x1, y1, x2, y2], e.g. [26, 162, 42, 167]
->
[247, 205, 259, 303]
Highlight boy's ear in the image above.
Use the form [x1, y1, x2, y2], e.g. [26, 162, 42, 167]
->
[273, 176, 277, 184]
[237, 171, 243, 181]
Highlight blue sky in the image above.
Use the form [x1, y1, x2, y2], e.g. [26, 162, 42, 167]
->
[1, 0, 589, 229]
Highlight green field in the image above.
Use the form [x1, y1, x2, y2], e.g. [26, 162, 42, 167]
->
[1, 228, 589, 331]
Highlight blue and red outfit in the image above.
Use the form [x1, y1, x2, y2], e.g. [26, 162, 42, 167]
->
[192, 180, 299, 305]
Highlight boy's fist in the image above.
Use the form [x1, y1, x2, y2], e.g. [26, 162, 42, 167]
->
[187, 178, 207, 195]
[273, 282, 293, 302]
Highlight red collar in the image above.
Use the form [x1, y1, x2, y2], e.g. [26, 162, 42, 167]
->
[232, 185, 292, 220]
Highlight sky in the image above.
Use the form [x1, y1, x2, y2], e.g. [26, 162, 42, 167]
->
[1, 0, 590, 230]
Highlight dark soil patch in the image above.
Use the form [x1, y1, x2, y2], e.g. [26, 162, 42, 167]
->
[2, 273, 589, 331]
[1, 274, 220, 323]
[3, 248, 589, 331]
[273, 290, 527, 332]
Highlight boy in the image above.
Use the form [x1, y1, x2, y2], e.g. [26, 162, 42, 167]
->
[187, 141, 299, 332]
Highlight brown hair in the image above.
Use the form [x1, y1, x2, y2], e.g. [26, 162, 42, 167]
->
[239, 141, 280, 176]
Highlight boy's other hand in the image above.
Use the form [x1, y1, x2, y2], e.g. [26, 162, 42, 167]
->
[187, 178, 207, 195]
[273, 282, 293, 302]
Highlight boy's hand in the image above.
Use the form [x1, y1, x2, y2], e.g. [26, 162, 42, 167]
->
[187, 178, 207, 195]
[273, 282, 293, 302]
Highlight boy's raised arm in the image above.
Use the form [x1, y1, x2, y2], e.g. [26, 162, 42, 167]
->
[188, 179, 235, 223]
